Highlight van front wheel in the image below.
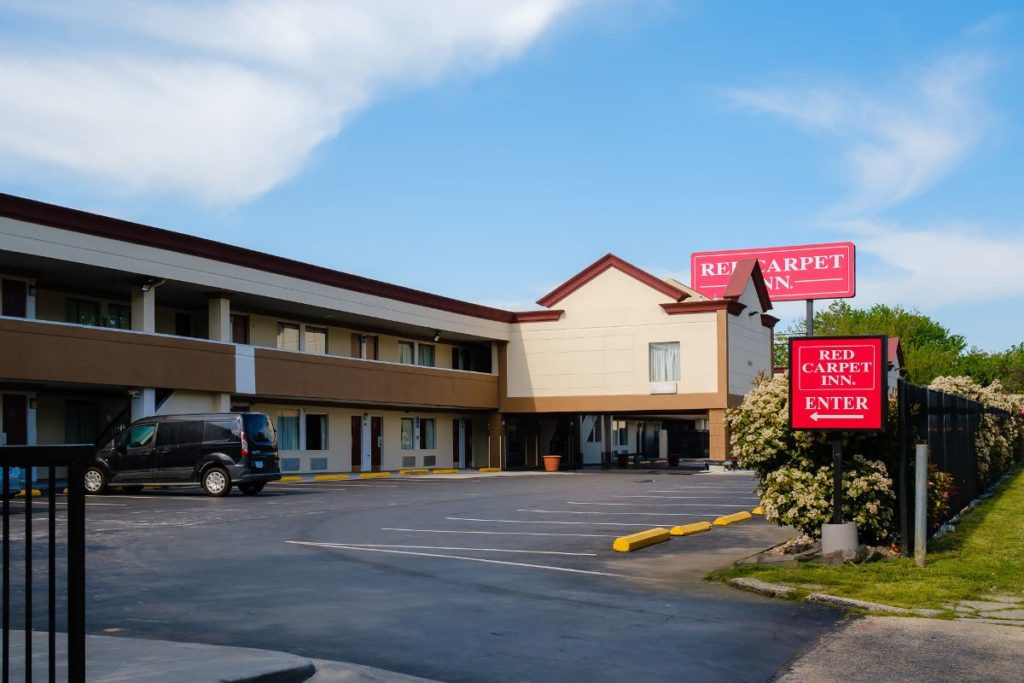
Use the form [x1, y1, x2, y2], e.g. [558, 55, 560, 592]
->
[84, 467, 108, 495]
[202, 467, 232, 497]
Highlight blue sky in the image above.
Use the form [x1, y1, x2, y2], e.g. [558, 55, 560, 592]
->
[1, 1, 1022, 350]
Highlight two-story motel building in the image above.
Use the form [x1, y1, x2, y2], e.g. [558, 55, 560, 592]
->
[0, 194, 777, 475]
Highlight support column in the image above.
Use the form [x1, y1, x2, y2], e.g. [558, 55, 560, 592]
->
[708, 409, 729, 461]
[602, 414, 613, 469]
[214, 394, 231, 412]
[487, 412, 503, 469]
[131, 388, 156, 421]
[208, 296, 231, 342]
[131, 287, 156, 333]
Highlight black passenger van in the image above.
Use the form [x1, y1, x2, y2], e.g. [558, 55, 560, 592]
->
[86, 412, 281, 497]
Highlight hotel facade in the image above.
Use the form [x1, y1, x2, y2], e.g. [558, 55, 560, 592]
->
[0, 194, 777, 475]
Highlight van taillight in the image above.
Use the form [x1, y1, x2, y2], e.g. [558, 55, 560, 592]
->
[240, 430, 250, 458]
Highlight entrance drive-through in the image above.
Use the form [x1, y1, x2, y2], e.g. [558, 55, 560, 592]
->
[350, 416, 382, 472]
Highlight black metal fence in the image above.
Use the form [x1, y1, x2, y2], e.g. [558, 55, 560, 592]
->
[1, 445, 91, 683]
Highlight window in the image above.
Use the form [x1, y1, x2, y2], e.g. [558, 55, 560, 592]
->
[649, 342, 680, 382]
[64, 401, 99, 444]
[585, 417, 602, 443]
[156, 421, 203, 447]
[417, 344, 435, 367]
[398, 341, 415, 365]
[106, 304, 131, 329]
[419, 418, 436, 449]
[174, 312, 192, 337]
[231, 315, 250, 344]
[242, 414, 276, 445]
[278, 410, 299, 450]
[305, 326, 327, 355]
[452, 347, 472, 370]
[125, 424, 156, 449]
[203, 419, 239, 443]
[614, 420, 629, 447]
[277, 323, 300, 351]
[305, 413, 328, 450]
[66, 299, 100, 326]
[401, 418, 415, 450]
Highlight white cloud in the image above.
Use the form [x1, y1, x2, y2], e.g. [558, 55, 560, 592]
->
[0, 1, 582, 204]
[723, 53, 990, 215]
[833, 218, 1024, 310]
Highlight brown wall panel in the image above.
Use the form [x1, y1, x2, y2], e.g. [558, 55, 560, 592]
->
[254, 349, 498, 410]
[0, 318, 235, 391]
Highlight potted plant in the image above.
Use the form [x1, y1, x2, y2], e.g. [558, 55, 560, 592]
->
[542, 454, 561, 472]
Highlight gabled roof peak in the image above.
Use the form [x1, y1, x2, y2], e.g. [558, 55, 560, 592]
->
[537, 253, 690, 308]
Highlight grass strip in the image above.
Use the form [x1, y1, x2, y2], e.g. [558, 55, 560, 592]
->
[708, 464, 1024, 610]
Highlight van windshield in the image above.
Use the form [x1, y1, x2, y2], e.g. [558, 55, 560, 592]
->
[243, 414, 277, 446]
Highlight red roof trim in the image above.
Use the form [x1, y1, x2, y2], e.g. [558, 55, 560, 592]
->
[537, 253, 689, 308]
[0, 192, 515, 323]
[661, 300, 730, 314]
[723, 259, 773, 311]
[888, 337, 905, 368]
[512, 310, 564, 323]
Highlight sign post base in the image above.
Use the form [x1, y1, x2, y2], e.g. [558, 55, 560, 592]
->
[821, 522, 859, 558]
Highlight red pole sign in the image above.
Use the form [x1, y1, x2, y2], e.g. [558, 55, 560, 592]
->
[691, 242, 855, 302]
[790, 336, 887, 431]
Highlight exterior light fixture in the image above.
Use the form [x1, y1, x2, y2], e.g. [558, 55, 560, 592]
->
[433, 331, 442, 342]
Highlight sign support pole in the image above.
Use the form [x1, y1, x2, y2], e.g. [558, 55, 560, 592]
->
[805, 299, 814, 336]
[831, 437, 843, 524]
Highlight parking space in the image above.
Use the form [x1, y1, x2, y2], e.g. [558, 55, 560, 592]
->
[22, 471, 837, 682]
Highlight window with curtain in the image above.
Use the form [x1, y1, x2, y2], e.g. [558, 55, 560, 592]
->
[304, 326, 327, 354]
[398, 341, 415, 365]
[66, 298, 100, 326]
[278, 410, 299, 450]
[277, 323, 300, 351]
[400, 418, 415, 450]
[417, 344, 435, 367]
[106, 303, 131, 329]
[419, 418, 436, 449]
[649, 342, 680, 382]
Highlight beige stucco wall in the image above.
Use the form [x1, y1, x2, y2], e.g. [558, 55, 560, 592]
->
[506, 268, 719, 398]
[727, 280, 773, 396]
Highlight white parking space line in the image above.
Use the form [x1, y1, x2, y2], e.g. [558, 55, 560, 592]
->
[613, 495, 758, 500]
[324, 543, 597, 556]
[382, 527, 613, 538]
[519, 509, 719, 517]
[567, 501, 751, 508]
[446, 516, 686, 527]
[26, 500, 127, 507]
[287, 541, 627, 578]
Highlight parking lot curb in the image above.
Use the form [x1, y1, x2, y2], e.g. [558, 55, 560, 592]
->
[359, 472, 392, 479]
[612, 527, 671, 552]
[670, 521, 713, 536]
[714, 511, 753, 526]
[729, 577, 796, 599]
[805, 593, 913, 614]
[313, 474, 350, 481]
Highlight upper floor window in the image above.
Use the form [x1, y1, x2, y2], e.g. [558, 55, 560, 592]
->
[106, 304, 131, 330]
[417, 344, 435, 367]
[277, 322, 300, 351]
[66, 298, 100, 327]
[305, 326, 327, 355]
[649, 342, 680, 382]
[398, 341, 415, 365]
[231, 314, 250, 344]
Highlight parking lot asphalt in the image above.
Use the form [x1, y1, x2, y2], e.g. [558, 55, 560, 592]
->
[10, 471, 841, 682]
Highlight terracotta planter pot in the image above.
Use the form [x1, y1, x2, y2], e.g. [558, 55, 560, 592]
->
[542, 455, 561, 472]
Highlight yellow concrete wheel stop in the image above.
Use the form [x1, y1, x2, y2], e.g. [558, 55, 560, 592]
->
[751, 506, 764, 515]
[399, 469, 430, 476]
[713, 511, 753, 526]
[612, 527, 671, 552]
[314, 474, 350, 481]
[358, 472, 392, 479]
[478, 467, 500, 472]
[430, 468, 459, 474]
[669, 521, 713, 536]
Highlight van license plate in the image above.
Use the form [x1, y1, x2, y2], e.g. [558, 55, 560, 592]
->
[254, 461, 264, 469]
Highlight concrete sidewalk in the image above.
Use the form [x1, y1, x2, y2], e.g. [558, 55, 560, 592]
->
[5, 632, 440, 682]
[777, 616, 1024, 682]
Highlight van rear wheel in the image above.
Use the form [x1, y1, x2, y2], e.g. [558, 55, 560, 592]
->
[202, 467, 232, 497]
[239, 482, 265, 496]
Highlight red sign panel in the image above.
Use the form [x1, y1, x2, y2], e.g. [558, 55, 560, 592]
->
[790, 336, 887, 431]
[691, 242, 855, 302]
